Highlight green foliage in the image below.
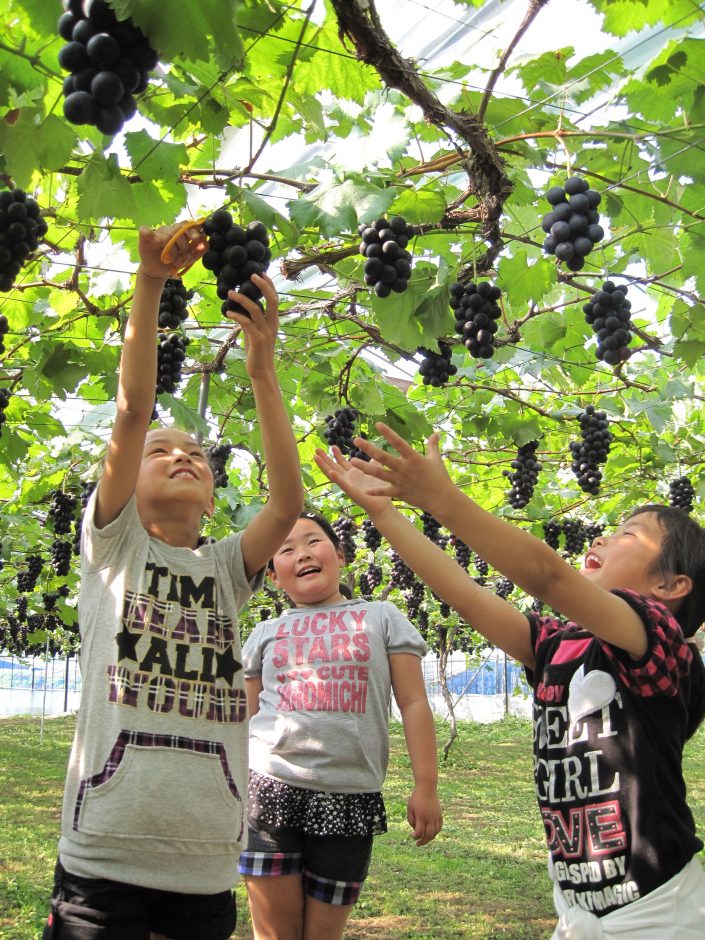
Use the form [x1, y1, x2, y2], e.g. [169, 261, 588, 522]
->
[1, 0, 705, 648]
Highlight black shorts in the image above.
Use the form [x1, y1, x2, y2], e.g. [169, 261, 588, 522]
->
[238, 824, 373, 906]
[43, 858, 236, 940]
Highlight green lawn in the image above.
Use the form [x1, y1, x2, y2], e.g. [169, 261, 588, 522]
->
[1, 714, 704, 939]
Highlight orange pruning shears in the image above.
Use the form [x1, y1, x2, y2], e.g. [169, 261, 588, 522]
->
[160, 217, 207, 277]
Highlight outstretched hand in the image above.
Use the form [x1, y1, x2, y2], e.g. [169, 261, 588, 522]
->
[137, 223, 207, 281]
[346, 422, 453, 515]
[224, 273, 280, 381]
[314, 446, 392, 518]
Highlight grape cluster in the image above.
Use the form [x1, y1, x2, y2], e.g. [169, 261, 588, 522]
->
[450, 535, 471, 570]
[332, 518, 357, 564]
[543, 521, 561, 550]
[156, 332, 189, 396]
[495, 577, 514, 599]
[504, 441, 541, 509]
[584, 522, 605, 545]
[17, 554, 44, 593]
[159, 279, 194, 329]
[200, 211, 271, 318]
[17, 596, 28, 624]
[583, 282, 633, 366]
[474, 554, 489, 586]
[73, 480, 97, 555]
[404, 580, 426, 621]
[321, 406, 360, 455]
[417, 342, 457, 387]
[542, 176, 604, 271]
[0, 314, 9, 354]
[450, 280, 502, 360]
[0, 387, 10, 435]
[359, 562, 383, 597]
[206, 443, 233, 488]
[49, 490, 78, 535]
[58, 0, 157, 136]
[569, 405, 612, 495]
[439, 601, 451, 619]
[390, 551, 415, 590]
[421, 512, 442, 544]
[669, 476, 695, 513]
[361, 519, 382, 552]
[358, 216, 414, 298]
[0, 188, 48, 292]
[562, 519, 586, 557]
[51, 539, 73, 577]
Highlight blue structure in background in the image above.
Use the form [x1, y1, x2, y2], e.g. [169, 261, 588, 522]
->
[427, 655, 530, 698]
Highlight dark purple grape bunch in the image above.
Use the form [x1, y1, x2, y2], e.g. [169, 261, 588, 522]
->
[321, 406, 359, 455]
[0, 387, 10, 436]
[58, 0, 158, 136]
[669, 476, 695, 513]
[421, 511, 442, 544]
[583, 281, 633, 365]
[73, 480, 97, 554]
[504, 441, 541, 510]
[404, 580, 426, 621]
[450, 280, 502, 360]
[569, 405, 612, 495]
[51, 539, 73, 577]
[156, 332, 189, 396]
[159, 279, 194, 329]
[201, 211, 271, 318]
[358, 216, 414, 298]
[361, 519, 382, 552]
[205, 443, 233, 488]
[17, 553, 44, 592]
[0, 188, 48, 292]
[48, 490, 78, 536]
[0, 314, 8, 353]
[474, 554, 489, 586]
[584, 522, 605, 545]
[542, 177, 604, 271]
[418, 342, 457, 387]
[449, 535, 471, 569]
[495, 576, 514, 599]
[562, 519, 586, 557]
[359, 562, 383, 598]
[390, 551, 415, 590]
[332, 517, 357, 565]
[543, 520, 561, 550]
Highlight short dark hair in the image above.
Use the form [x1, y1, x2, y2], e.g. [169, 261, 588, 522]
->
[628, 504, 705, 637]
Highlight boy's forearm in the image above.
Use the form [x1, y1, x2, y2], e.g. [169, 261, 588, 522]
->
[117, 268, 164, 413]
[251, 370, 303, 518]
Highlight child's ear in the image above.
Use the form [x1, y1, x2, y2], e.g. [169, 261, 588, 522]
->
[202, 495, 215, 519]
[655, 573, 692, 603]
[267, 567, 281, 590]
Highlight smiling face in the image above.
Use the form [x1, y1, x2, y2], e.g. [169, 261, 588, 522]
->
[136, 428, 215, 521]
[270, 517, 346, 608]
[581, 511, 668, 596]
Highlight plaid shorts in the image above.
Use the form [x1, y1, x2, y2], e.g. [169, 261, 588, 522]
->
[239, 826, 373, 907]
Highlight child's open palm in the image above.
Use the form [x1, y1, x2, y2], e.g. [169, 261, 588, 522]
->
[314, 446, 391, 516]
[224, 273, 280, 381]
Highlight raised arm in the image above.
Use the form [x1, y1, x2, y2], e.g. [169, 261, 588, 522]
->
[314, 448, 535, 666]
[228, 274, 304, 580]
[95, 225, 207, 529]
[348, 424, 650, 658]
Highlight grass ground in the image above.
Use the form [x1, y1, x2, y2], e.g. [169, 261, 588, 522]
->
[1, 714, 704, 939]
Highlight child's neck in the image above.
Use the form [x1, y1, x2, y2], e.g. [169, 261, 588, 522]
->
[141, 514, 203, 550]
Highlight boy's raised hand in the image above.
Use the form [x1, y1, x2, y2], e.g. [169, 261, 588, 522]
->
[224, 273, 279, 381]
[349, 422, 454, 514]
[137, 223, 207, 280]
[314, 446, 392, 517]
